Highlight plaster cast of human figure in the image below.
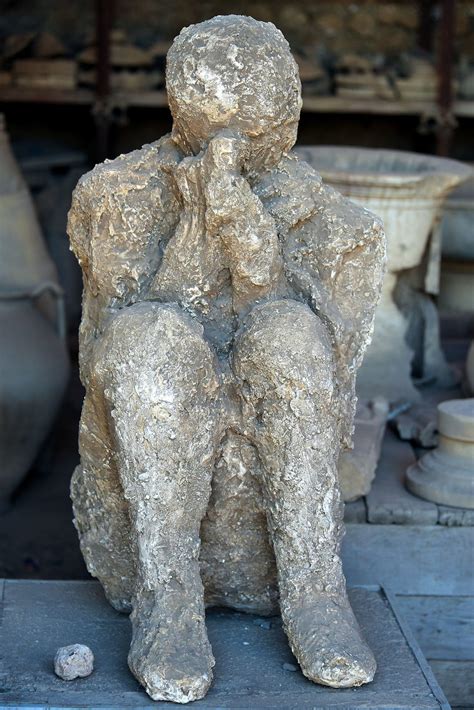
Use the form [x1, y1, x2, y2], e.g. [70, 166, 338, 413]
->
[68, 15, 386, 704]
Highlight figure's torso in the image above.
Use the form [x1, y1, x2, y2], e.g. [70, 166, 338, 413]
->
[141, 143, 319, 355]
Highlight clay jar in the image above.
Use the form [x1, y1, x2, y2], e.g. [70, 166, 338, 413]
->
[0, 115, 68, 510]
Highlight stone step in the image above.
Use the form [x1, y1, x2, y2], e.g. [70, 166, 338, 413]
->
[0, 580, 449, 709]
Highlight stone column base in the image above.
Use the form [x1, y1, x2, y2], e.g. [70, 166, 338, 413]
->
[406, 398, 474, 509]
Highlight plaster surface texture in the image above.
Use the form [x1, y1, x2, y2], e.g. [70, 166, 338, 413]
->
[295, 146, 472, 403]
[406, 398, 474, 508]
[68, 15, 386, 704]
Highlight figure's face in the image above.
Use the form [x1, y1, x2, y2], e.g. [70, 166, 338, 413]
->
[166, 15, 302, 174]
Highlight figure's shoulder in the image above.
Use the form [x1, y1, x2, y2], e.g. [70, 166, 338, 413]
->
[256, 150, 383, 243]
[68, 134, 183, 267]
[73, 134, 182, 206]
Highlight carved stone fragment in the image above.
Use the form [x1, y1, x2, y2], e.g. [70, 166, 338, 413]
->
[392, 403, 438, 448]
[68, 15, 386, 703]
[338, 398, 389, 502]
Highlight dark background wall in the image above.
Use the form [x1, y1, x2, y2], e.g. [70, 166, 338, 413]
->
[1, 1, 473, 161]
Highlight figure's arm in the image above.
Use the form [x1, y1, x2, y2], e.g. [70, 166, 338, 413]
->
[284, 182, 386, 447]
[300, 185, 385, 371]
[67, 139, 181, 379]
[255, 157, 385, 447]
[202, 133, 286, 316]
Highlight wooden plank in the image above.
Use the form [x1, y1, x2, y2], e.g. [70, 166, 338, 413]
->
[397, 595, 474, 661]
[454, 100, 474, 117]
[301, 96, 474, 117]
[302, 95, 437, 115]
[123, 95, 474, 117]
[0, 87, 93, 104]
[0, 87, 473, 118]
[429, 660, 474, 709]
[343, 524, 474, 595]
[113, 89, 168, 107]
[366, 431, 439, 525]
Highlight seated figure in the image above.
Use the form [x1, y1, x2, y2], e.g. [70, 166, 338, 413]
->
[68, 15, 386, 704]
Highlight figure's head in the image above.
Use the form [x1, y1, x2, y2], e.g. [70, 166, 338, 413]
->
[166, 15, 302, 173]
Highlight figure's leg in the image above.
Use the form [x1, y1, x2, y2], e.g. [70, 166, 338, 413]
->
[200, 430, 278, 616]
[71, 387, 136, 612]
[232, 299, 376, 688]
[94, 301, 222, 703]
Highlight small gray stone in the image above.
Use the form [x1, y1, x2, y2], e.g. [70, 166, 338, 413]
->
[54, 644, 94, 681]
[283, 662, 298, 672]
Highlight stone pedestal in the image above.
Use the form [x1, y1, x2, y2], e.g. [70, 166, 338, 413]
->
[439, 260, 474, 313]
[441, 174, 474, 262]
[406, 398, 474, 508]
[0, 580, 449, 709]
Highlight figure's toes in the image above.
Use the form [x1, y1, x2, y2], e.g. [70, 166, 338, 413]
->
[301, 641, 376, 688]
[282, 591, 376, 689]
[129, 650, 213, 703]
[128, 589, 215, 703]
[128, 638, 214, 703]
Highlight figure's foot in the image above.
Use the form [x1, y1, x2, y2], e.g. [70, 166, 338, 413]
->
[103, 588, 133, 614]
[128, 588, 215, 703]
[281, 590, 376, 688]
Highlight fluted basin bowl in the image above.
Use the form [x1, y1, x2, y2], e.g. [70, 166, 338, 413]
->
[296, 146, 472, 272]
[441, 174, 474, 262]
[295, 146, 473, 402]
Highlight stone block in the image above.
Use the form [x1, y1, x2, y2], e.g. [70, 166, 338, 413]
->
[0, 580, 449, 709]
[339, 398, 388, 502]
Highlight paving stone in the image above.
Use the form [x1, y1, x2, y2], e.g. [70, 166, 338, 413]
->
[438, 504, 474, 527]
[0, 580, 448, 709]
[366, 430, 439, 524]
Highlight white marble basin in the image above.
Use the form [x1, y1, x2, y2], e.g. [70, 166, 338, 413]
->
[295, 146, 472, 401]
[296, 146, 472, 272]
[441, 174, 474, 262]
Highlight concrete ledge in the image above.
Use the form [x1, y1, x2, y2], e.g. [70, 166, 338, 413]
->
[0, 580, 448, 709]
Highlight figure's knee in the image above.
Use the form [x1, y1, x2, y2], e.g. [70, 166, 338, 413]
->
[91, 302, 220, 410]
[232, 299, 335, 400]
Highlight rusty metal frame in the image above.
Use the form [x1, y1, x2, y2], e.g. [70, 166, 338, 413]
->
[436, 0, 456, 156]
[94, 0, 114, 161]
